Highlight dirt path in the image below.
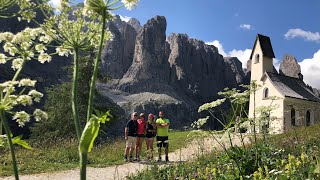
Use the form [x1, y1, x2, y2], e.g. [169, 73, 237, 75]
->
[1, 133, 250, 180]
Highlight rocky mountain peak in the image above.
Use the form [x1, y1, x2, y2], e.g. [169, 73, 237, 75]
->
[127, 18, 142, 32]
[279, 54, 303, 80]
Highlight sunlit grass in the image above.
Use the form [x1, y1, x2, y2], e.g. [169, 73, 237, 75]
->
[0, 130, 195, 176]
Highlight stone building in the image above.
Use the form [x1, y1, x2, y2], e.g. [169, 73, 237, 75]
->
[248, 34, 320, 133]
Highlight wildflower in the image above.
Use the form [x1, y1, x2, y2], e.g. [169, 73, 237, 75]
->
[38, 53, 52, 63]
[19, 79, 36, 87]
[0, 32, 14, 42]
[21, 42, 32, 50]
[84, 0, 106, 15]
[0, 54, 7, 64]
[121, 0, 139, 10]
[13, 111, 30, 127]
[28, 90, 43, 102]
[56, 47, 71, 57]
[35, 44, 47, 53]
[17, 95, 33, 106]
[12, 58, 24, 70]
[39, 34, 52, 43]
[4, 43, 18, 56]
[30, 28, 42, 39]
[33, 109, 48, 122]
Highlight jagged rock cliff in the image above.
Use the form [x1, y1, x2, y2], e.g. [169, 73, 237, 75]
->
[98, 16, 246, 130]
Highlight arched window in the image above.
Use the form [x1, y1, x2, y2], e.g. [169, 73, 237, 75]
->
[291, 108, 296, 126]
[263, 88, 269, 99]
[306, 110, 311, 126]
[254, 54, 260, 63]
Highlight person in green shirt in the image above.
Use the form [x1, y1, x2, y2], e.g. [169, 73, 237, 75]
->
[156, 111, 170, 162]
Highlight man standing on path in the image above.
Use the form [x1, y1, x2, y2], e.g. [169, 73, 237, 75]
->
[124, 112, 138, 162]
[156, 111, 170, 162]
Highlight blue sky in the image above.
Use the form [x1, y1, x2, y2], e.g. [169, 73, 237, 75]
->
[69, 0, 320, 88]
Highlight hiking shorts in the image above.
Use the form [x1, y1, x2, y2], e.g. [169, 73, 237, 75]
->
[126, 136, 137, 148]
[156, 136, 169, 148]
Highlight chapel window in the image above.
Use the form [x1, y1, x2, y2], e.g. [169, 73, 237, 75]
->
[263, 88, 269, 99]
[306, 110, 311, 126]
[254, 54, 260, 63]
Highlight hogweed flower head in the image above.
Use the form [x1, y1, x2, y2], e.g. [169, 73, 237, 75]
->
[121, 0, 139, 10]
[33, 109, 48, 122]
[13, 111, 30, 127]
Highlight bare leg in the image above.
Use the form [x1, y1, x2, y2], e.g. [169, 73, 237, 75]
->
[125, 147, 130, 156]
[165, 147, 169, 156]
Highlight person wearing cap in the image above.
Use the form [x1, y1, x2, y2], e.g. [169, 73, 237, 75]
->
[145, 113, 156, 160]
[135, 113, 146, 161]
[156, 111, 170, 162]
[124, 112, 138, 162]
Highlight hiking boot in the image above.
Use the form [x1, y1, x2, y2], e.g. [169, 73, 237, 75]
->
[129, 155, 133, 162]
[157, 157, 161, 162]
[124, 156, 128, 162]
[165, 156, 169, 162]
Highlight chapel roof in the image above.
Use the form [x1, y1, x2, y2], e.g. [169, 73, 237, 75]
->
[250, 34, 275, 59]
[266, 72, 320, 102]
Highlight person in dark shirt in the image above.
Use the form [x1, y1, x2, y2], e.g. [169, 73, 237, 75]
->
[145, 113, 156, 160]
[124, 112, 138, 162]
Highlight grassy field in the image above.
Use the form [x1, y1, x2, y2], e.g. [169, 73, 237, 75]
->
[0, 130, 196, 176]
[129, 124, 320, 179]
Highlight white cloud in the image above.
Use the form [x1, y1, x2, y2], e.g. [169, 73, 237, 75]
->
[48, 0, 60, 8]
[284, 28, 320, 42]
[239, 24, 252, 30]
[273, 58, 280, 72]
[206, 40, 251, 68]
[206, 40, 227, 56]
[206, 41, 281, 70]
[119, 15, 132, 22]
[299, 50, 320, 88]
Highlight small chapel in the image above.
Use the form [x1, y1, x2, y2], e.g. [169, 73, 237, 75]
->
[248, 34, 320, 134]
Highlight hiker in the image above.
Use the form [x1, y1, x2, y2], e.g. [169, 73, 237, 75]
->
[145, 113, 156, 159]
[156, 111, 170, 162]
[124, 112, 138, 162]
[135, 113, 146, 161]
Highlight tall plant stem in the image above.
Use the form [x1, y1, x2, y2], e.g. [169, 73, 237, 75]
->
[80, 152, 87, 180]
[80, 10, 107, 180]
[0, 110, 19, 180]
[86, 10, 107, 122]
[72, 47, 81, 140]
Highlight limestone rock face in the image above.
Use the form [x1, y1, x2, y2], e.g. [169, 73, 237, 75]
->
[167, 33, 241, 101]
[279, 54, 303, 80]
[101, 15, 137, 79]
[127, 18, 142, 32]
[118, 16, 172, 92]
[98, 16, 247, 129]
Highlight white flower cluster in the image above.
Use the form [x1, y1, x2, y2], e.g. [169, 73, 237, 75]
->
[10, 109, 48, 127]
[13, 111, 30, 127]
[121, 0, 140, 11]
[0, 28, 53, 70]
[198, 98, 226, 112]
[0, 79, 43, 111]
[191, 116, 209, 129]
[33, 109, 48, 122]
[0, 79, 47, 128]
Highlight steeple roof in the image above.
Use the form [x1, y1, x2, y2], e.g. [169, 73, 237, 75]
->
[250, 34, 275, 59]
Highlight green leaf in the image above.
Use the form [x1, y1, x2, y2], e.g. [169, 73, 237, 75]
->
[12, 135, 33, 150]
[79, 116, 100, 153]
[80, 110, 114, 153]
